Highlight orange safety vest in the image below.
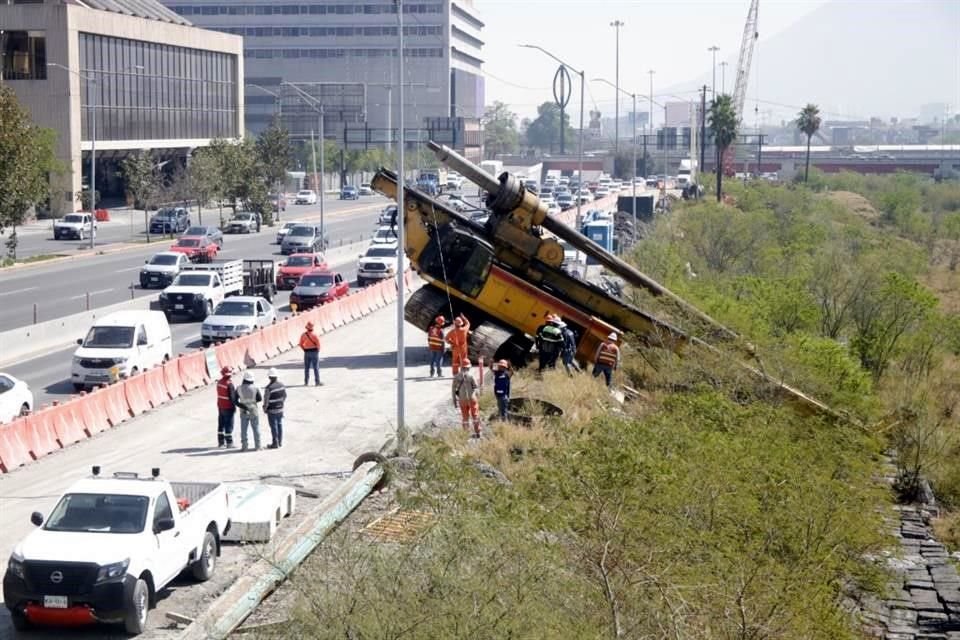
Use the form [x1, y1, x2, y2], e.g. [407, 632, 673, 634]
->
[446, 327, 469, 352]
[299, 331, 320, 351]
[597, 342, 619, 368]
[427, 325, 445, 351]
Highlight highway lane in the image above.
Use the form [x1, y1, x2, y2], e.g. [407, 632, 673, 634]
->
[3, 258, 364, 408]
[0, 196, 390, 330]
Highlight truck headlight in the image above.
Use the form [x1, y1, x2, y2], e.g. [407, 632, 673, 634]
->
[73, 356, 84, 365]
[159, 293, 168, 301]
[8, 553, 25, 580]
[140, 270, 149, 277]
[95, 558, 130, 583]
[201, 323, 212, 332]
[235, 325, 252, 332]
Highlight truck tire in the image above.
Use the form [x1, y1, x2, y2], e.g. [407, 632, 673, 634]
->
[191, 531, 217, 581]
[124, 578, 149, 635]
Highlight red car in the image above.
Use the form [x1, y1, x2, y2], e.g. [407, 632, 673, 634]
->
[169, 235, 218, 262]
[276, 253, 327, 289]
[289, 269, 349, 310]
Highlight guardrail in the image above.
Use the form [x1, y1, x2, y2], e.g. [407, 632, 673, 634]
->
[0, 273, 413, 474]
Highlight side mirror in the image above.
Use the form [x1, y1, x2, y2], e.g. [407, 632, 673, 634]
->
[144, 259, 149, 264]
[76, 338, 83, 345]
[31, 512, 44, 526]
[154, 517, 175, 533]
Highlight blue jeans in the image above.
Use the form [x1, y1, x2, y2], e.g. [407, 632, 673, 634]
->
[217, 410, 234, 446]
[561, 350, 580, 374]
[240, 412, 261, 449]
[303, 350, 320, 385]
[429, 350, 444, 376]
[267, 413, 283, 446]
[496, 395, 509, 419]
[593, 364, 613, 387]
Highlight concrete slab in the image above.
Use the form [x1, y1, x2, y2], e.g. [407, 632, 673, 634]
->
[223, 483, 296, 543]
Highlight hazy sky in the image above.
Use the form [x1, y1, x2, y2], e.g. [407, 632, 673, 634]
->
[474, 0, 830, 122]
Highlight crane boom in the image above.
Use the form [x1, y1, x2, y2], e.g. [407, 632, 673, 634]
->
[732, 0, 759, 123]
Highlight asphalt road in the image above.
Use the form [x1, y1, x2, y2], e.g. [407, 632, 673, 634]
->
[0, 196, 390, 331]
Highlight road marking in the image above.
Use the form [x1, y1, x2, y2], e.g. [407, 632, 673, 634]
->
[1, 287, 38, 295]
[117, 265, 144, 272]
[68, 288, 113, 300]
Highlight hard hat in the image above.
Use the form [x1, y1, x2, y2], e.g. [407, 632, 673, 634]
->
[454, 317, 464, 326]
[268, 368, 279, 378]
[608, 332, 618, 341]
[434, 315, 446, 325]
[305, 321, 314, 330]
[220, 366, 232, 376]
[497, 359, 509, 368]
[461, 358, 472, 368]
[243, 371, 255, 383]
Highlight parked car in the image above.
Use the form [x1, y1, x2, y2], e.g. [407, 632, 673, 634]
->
[295, 190, 317, 205]
[446, 171, 465, 190]
[275, 220, 304, 245]
[289, 270, 349, 310]
[3, 468, 230, 635]
[358, 183, 375, 196]
[357, 243, 408, 286]
[168, 236, 219, 262]
[594, 187, 611, 199]
[71, 311, 172, 390]
[224, 212, 259, 234]
[149, 207, 190, 234]
[275, 253, 327, 289]
[182, 225, 223, 247]
[53, 213, 96, 241]
[280, 224, 326, 255]
[575, 190, 593, 205]
[201, 296, 276, 346]
[340, 185, 359, 200]
[139, 251, 191, 289]
[0, 373, 32, 423]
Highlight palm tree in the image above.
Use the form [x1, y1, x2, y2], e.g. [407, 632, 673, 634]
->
[795, 104, 822, 183]
[708, 94, 738, 202]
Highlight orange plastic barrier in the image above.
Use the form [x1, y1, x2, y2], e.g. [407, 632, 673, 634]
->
[347, 293, 363, 321]
[315, 305, 334, 334]
[214, 339, 244, 373]
[274, 318, 296, 350]
[162, 359, 185, 398]
[19, 410, 60, 460]
[370, 283, 384, 310]
[282, 316, 306, 350]
[258, 324, 284, 358]
[243, 330, 269, 364]
[97, 382, 133, 427]
[178, 351, 210, 391]
[124, 374, 150, 417]
[42, 401, 88, 447]
[382, 277, 398, 303]
[141, 365, 169, 408]
[360, 287, 374, 314]
[327, 299, 345, 328]
[0, 418, 33, 472]
[75, 390, 110, 435]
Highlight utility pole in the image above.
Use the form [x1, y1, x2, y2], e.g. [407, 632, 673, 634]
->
[719, 61, 728, 94]
[610, 20, 624, 155]
[395, 0, 408, 455]
[708, 45, 719, 98]
[385, 84, 393, 156]
[700, 85, 707, 188]
[319, 105, 325, 243]
[310, 129, 319, 206]
[648, 70, 654, 172]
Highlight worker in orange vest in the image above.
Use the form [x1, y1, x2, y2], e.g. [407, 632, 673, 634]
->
[299, 321, 323, 386]
[215, 366, 236, 449]
[445, 313, 471, 375]
[427, 315, 446, 378]
[592, 332, 621, 387]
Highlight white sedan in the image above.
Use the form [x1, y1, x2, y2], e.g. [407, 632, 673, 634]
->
[200, 297, 277, 347]
[0, 373, 33, 423]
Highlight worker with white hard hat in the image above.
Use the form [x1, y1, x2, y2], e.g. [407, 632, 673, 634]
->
[592, 332, 621, 388]
[263, 368, 287, 449]
[235, 370, 263, 451]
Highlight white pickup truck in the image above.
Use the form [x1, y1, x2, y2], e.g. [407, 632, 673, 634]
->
[158, 259, 244, 320]
[3, 467, 231, 635]
[53, 213, 97, 241]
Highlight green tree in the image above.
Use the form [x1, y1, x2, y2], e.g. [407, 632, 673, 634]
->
[0, 87, 59, 234]
[256, 119, 292, 220]
[120, 151, 163, 212]
[186, 149, 220, 226]
[481, 101, 519, 159]
[795, 104, 822, 183]
[525, 102, 574, 152]
[708, 94, 738, 202]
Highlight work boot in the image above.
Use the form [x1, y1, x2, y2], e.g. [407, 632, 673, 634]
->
[267, 443, 278, 449]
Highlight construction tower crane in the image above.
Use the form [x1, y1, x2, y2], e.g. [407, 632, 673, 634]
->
[723, 0, 759, 176]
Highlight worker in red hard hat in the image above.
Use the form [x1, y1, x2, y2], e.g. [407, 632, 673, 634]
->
[428, 315, 447, 378]
[452, 358, 482, 437]
[445, 313, 471, 375]
[299, 321, 322, 386]
[215, 366, 237, 449]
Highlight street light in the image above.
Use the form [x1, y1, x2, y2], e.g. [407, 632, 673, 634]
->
[48, 62, 142, 251]
[594, 78, 637, 247]
[366, 81, 428, 156]
[610, 20, 624, 154]
[281, 82, 326, 244]
[519, 44, 586, 252]
[708, 45, 720, 98]
[719, 61, 728, 94]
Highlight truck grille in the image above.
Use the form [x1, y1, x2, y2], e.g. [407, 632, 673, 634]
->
[23, 561, 99, 596]
[362, 263, 387, 272]
[208, 325, 232, 331]
[78, 358, 117, 369]
[168, 293, 196, 304]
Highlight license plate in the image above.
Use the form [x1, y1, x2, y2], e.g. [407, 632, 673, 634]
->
[43, 596, 68, 609]
[174, 304, 184, 310]
[216, 332, 228, 338]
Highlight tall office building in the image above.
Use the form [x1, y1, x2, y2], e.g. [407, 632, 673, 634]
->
[162, 0, 485, 158]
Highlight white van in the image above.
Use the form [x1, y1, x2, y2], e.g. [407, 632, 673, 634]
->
[71, 311, 173, 391]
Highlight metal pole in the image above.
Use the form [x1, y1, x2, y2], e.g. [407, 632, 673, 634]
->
[90, 72, 96, 250]
[576, 69, 584, 257]
[648, 70, 654, 172]
[386, 84, 393, 157]
[720, 61, 727, 94]
[310, 129, 318, 203]
[632, 92, 637, 244]
[611, 20, 623, 155]
[396, 0, 408, 455]
[319, 105, 325, 245]
[708, 45, 719, 98]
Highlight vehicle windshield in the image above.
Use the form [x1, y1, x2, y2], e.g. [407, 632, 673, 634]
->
[184, 227, 207, 236]
[63, 215, 85, 223]
[172, 274, 212, 286]
[83, 326, 135, 349]
[175, 239, 199, 247]
[289, 226, 315, 237]
[149, 254, 179, 266]
[282, 222, 300, 230]
[234, 213, 254, 221]
[286, 256, 315, 267]
[155, 210, 177, 219]
[297, 191, 312, 196]
[213, 301, 254, 316]
[375, 229, 396, 239]
[365, 247, 397, 258]
[301, 274, 334, 287]
[44, 493, 149, 534]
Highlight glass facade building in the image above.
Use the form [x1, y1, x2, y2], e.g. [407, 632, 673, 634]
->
[78, 33, 239, 142]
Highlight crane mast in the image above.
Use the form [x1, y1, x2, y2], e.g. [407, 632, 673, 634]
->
[732, 0, 759, 123]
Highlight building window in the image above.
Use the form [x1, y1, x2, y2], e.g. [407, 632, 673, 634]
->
[2, 30, 47, 80]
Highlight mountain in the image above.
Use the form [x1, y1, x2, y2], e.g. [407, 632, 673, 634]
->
[666, 0, 958, 121]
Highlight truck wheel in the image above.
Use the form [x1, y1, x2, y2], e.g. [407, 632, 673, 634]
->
[73, 383, 85, 393]
[205, 300, 213, 318]
[124, 578, 149, 635]
[9, 608, 29, 631]
[191, 531, 217, 581]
